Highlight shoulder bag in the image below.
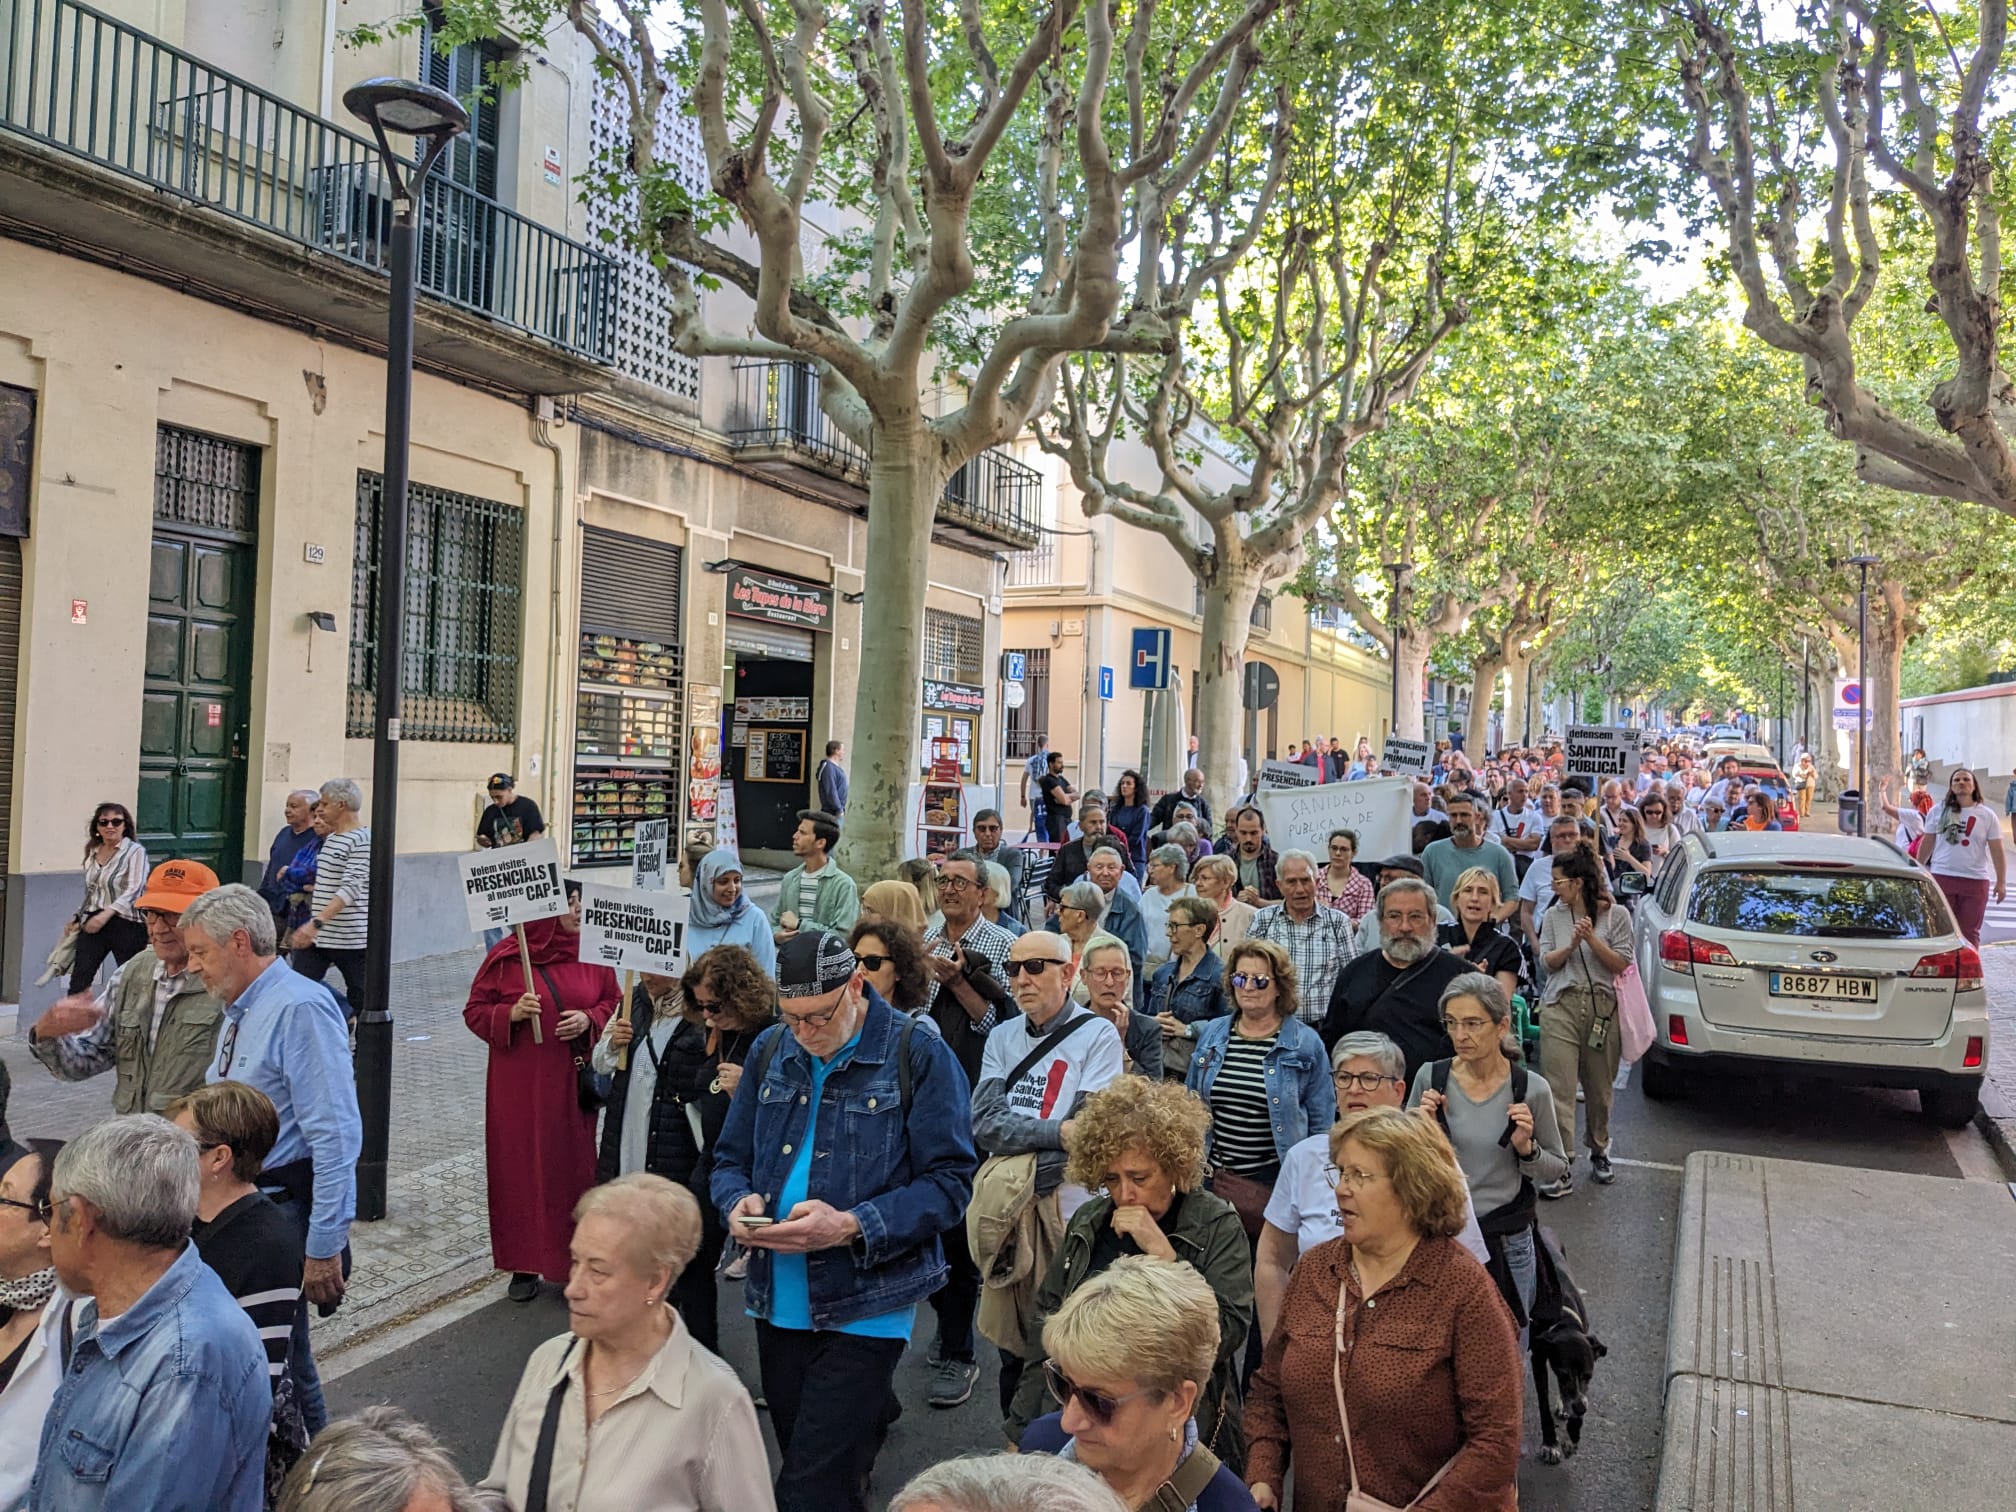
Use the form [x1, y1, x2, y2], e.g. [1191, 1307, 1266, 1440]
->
[1145, 1441, 1225, 1512]
[524, 1337, 581, 1512]
[1332, 1270, 1459, 1510]
[536, 965, 605, 1114]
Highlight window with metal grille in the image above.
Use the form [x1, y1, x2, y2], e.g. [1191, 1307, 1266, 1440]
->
[1251, 592, 1273, 633]
[586, 58, 704, 404]
[155, 426, 258, 536]
[348, 472, 522, 741]
[923, 610, 983, 685]
[1004, 646, 1050, 760]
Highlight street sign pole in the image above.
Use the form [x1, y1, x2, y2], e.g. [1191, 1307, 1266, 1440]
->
[1850, 555, 1880, 837]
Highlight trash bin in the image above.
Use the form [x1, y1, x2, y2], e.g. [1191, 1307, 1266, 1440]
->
[1837, 789, 1863, 835]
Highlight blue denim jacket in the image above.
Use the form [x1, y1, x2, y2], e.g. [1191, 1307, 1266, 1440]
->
[31, 1243, 270, 1512]
[1185, 1015, 1337, 1165]
[1148, 950, 1227, 1025]
[709, 989, 977, 1329]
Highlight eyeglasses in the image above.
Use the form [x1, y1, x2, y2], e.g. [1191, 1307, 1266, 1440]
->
[1230, 972, 1273, 990]
[214, 1020, 241, 1077]
[1442, 1016, 1495, 1035]
[782, 1000, 844, 1031]
[0, 1196, 49, 1222]
[688, 992, 722, 1012]
[1006, 958, 1065, 978]
[1085, 966, 1129, 983]
[1324, 1164, 1386, 1190]
[854, 953, 891, 973]
[1333, 1071, 1402, 1091]
[937, 875, 976, 894]
[1043, 1360, 1157, 1424]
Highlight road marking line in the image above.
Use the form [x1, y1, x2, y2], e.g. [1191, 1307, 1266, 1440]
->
[1606, 1156, 1685, 1173]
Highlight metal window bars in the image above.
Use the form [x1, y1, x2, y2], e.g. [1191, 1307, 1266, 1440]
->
[0, 0, 616, 360]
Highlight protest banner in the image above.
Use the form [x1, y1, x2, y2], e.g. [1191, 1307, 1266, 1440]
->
[457, 837, 567, 1042]
[1380, 738, 1432, 777]
[579, 884, 689, 977]
[1565, 725, 1641, 782]
[1258, 760, 1319, 790]
[1255, 777, 1413, 862]
[630, 818, 670, 891]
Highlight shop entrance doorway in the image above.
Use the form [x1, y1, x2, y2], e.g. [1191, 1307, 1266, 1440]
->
[726, 645, 815, 855]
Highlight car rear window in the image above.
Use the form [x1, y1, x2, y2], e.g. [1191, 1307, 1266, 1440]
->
[1688, 868, 1946, 939]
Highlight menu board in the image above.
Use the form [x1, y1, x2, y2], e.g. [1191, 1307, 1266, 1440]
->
[745, 726, 806, 783]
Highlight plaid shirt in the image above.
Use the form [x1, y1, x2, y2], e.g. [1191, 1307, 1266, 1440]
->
[1213, 838, 1282, 901]
[1245, 903, 1358, 1025]
[923, 914, 1016, 1033]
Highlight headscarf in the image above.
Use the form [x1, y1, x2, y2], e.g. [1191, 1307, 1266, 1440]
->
[689, 848, 749, 929]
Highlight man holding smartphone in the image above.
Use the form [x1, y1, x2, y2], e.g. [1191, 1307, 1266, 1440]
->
[711, 930, 976, 1512]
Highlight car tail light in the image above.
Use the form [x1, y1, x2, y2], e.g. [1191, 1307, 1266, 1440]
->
[1910, 947, 1983, 991]
[1668, 1014, 1690, 1047]
[1963, 1036, 1984, 1070]
[1658, 930, 1737, 974]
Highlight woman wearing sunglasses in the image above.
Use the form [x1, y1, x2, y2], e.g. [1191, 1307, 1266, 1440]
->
[1184, 941, 1336, 1235]
[849, 918, 931, 1013]
[1007, 1079, 1255, 1488]
[0, 1137, 68, 1511]
[1020, 1257, 1259, 1511]
[63, 803, 150, 994]
[1245, 1108, 1522, 1511]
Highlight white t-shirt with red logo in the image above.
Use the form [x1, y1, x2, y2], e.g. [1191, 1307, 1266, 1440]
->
[976, 1008, 1123, 1216]
[1926, 803, 2004, 882]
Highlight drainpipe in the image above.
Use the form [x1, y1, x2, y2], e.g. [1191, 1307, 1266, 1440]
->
[319, 0, 338, 120]
[530, 402, 569, 823]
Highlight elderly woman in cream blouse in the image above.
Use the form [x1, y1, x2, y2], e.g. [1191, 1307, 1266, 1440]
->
[482, 1173, 773, 1511]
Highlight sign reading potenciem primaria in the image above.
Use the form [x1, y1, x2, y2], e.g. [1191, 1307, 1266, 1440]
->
[457, 837, 568, 932]
[1565, 725, 1641, 781]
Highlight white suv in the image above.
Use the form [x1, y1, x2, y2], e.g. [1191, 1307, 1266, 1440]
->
[1627, 832, 1988, 1127]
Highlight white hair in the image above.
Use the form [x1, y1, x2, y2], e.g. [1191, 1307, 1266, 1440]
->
[51, 1115, 200, 1248]
[979, 860, 1014, 911]
[1080, 932, 1132, 977]
[180, 882, 279, 956]
[1277, 848, 1318, 877]
[1330, 1030, 1408, 1078]
[889, 1456, 1128, 1512]
[318, 777, 365, 814]
[276, 1407, 487, 1512]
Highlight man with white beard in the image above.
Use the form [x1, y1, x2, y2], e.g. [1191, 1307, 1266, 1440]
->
[1320, 878, 1471, 1078]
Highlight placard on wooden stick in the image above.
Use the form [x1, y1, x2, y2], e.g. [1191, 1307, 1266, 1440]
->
[458, 837, 568, 1044]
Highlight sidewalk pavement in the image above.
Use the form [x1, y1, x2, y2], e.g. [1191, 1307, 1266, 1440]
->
[1978, 943, 2016, 1171]
[1657, 1152, 2016, 1510]
[0, 871, 787, 1360]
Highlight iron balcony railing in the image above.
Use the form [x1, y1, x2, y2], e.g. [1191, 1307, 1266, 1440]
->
[1, 0, 616, 361]
[732, 358, 1043, 546]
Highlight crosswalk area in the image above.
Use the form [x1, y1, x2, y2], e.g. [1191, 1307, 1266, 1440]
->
[1980, 896, 2016, 946]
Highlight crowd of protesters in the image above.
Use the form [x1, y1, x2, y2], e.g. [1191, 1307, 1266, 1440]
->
[3, 725, 2006, 1512]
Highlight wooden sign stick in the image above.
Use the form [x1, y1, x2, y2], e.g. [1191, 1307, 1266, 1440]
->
[616, 970, 634, 1072]
[514, 922, 543, 1044]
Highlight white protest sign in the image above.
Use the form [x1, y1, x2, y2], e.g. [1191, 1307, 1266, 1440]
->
[1565, 725, 1641, 782]
[578, 883, 689, 975]
[1255, 777, 1413, 863]
[456, 836, 568, 933]
[630, 818, 670, 891]
[1259, 760, 1318, 790]
[1380, 738, 1432, 777]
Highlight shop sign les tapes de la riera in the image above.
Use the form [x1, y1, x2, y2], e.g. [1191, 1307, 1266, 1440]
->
[726, 566, 833, 631]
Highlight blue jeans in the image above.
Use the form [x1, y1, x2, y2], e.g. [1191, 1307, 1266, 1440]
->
[483, 925, 506, 949]
[270, 1193, 349, 1437]
[1502, 1226, 1538, 1347]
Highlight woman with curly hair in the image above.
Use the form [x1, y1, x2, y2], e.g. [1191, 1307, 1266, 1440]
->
[1004, 1077, 1254, 1474]
[849, 917, 930, 1012]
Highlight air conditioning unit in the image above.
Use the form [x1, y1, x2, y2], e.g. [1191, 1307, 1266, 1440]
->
[308, 162, 392, 261]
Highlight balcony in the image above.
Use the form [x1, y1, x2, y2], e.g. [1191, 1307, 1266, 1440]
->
[731, 358, 1042, 549]
[1, 0, 616, 391]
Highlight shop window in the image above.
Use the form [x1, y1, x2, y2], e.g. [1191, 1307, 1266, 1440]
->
[923, 609, 984, 684]
[1004, 646, 1050, 761]
[348, 472, 522, 741]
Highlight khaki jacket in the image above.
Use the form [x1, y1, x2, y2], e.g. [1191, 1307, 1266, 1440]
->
[30, 947, 223, 1114]
[968, 1152, 1064, 1360]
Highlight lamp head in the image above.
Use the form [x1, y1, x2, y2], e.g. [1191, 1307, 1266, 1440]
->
[342, 78, 470, 141]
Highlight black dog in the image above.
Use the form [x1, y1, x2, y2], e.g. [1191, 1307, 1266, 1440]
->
[1529, 1226, 1607, 1464]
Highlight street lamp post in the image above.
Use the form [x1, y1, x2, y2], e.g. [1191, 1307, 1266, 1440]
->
[1848, 554, 1881, 838]
[1382, 561, 1410, 740]
[343, 79, 470, 1222]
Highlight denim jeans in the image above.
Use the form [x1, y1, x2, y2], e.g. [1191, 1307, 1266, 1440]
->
[482, 926, 506, 949]
[270, 1192, 350, 1438]
[1502, 1226, 1538, 1346]
[755, 1322, 905, 1512]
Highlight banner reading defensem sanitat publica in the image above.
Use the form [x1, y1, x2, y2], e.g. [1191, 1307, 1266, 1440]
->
[1565, 725, 1641, 782]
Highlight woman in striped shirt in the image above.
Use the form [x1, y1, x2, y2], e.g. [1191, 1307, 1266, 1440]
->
[64, 803, 150, 993]
[288, 777, 372, 1023]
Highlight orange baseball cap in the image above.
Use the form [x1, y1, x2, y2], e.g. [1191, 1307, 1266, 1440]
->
[134, 859, 222, 913]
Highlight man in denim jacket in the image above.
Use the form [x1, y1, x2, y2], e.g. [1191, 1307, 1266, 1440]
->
[713, 929, 977, 1512]
[32, 1115, 268, 1512]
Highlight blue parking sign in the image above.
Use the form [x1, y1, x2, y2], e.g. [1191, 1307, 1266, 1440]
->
[1129, 628, 1171, 689]
[1003, 651, 1026, 683]
[1099, 666, 1115, 701]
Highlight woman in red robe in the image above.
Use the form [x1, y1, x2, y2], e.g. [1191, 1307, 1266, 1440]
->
[463, 889, 618, 1300]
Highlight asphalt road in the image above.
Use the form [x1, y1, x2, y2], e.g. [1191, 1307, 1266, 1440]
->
[327, 1067, 1983, 1512]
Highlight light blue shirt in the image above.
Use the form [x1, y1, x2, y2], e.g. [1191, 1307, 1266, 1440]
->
[209, 956, 361, 1258]
[686, 907, 779, 978]
[31, 1243, 269, 1512]
[761, 1028, 914, 1340]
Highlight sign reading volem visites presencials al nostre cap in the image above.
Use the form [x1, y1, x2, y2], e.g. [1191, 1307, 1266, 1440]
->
[1565, 725, 1641, 782]
[457, 836, 569, 932]
[579, 884, 689, 977]
[1258, 760, 1318, 790]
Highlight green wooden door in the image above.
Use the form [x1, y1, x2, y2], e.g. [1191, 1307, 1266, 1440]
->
[139, 428, 258, 876]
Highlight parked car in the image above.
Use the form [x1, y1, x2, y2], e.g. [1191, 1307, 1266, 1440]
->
[1625, 832, 1987, 1126]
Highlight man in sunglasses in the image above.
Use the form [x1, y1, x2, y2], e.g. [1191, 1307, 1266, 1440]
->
[29, 859, 225, 1116]
[712, 929, 975, 1512]
[970, 932, 1124, 1419]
